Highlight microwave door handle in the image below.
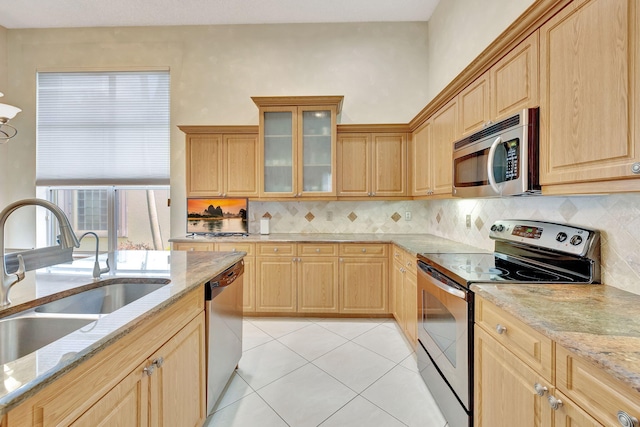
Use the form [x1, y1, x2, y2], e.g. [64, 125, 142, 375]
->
[487, 136, 503, 194]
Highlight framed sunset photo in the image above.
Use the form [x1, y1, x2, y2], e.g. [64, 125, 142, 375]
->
[186, 198, 249, 235]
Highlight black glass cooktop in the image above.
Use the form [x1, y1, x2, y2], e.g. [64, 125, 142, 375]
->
[418, 252, 589, 286]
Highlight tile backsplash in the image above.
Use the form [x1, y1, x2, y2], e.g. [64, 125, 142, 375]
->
[249, 194, 640, 295]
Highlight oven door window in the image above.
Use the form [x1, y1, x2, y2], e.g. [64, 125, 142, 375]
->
[423, 291, 458, 366]
[454, 137, 520, 187]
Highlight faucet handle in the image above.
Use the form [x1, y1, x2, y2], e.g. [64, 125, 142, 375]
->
[100, 258, 110, 275]
[14, 253, 25, 281]
[93, 257, 110, 279]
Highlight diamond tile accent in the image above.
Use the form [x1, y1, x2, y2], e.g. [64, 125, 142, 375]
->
[348, 212, 358, 222]
[559, 199, 578, 222]
[262, 212, 272, 219]
[391, 212, 401, 222]
[475, 216, 485, 231]
[305, 212, 315, 222]
[436, 212, 442, 223]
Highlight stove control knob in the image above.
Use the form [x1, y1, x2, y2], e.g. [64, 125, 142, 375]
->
[570, 235, 583, 246]
[490, 224, 497, 232]
[556, 232, 568, 242]
[496, 224, 505, 232]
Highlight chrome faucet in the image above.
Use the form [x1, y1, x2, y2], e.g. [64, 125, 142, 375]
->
[79, 231, 110, 279]
[0, 198, 81, 306]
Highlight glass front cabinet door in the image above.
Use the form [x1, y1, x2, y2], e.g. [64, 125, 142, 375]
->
[255, 96, 342, 198]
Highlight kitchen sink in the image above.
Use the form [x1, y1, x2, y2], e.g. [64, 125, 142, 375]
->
[0, 316, 95, 365]
[34, 280, 171, 315]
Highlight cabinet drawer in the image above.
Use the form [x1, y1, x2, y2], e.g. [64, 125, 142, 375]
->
[257, 243, 296, 256]
[556, 344, 640, 427]
[217, 242, 255, 256]
[476, 297, 553, 381]
[297, 243, 338, 256]
[339, 243, 387, 257]
[173, 242, 214, 252]
[402, 252, 417, 276]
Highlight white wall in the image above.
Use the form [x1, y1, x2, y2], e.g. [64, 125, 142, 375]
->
[3, 22, 429, 247]
[425, 0, 536, 102]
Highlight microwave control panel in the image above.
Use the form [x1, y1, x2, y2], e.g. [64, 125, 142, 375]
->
[503, 139, 519, 181]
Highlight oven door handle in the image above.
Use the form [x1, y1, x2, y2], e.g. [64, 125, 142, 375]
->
[487, 136, 503, 195]
[429, 275, 467, 300]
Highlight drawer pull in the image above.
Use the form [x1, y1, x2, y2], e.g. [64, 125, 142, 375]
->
[316, 248, 320, 253]
[362, 248, 366, 253]
[153, 357, 164, 368]
[495, 324, 507, 334]
[547, 395, 563, 410]
[143, 364, 155, 376]
[617, 411, 638, 427]
[274, 248, 278, 252]
[533, 383, 548, 397]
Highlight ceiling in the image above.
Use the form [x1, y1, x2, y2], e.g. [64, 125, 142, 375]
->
[0, 0, 441, 29]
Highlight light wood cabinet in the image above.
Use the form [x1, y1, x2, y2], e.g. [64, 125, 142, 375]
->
[256, 243, 297, 312]
[337, 132, 407, 198]
[173, 242, 215, 251]
[391, 246, 417, 344]
[338, 244, 389, 314]
[253, 96, 342, 199]
[539, 0, 640, 192]
[430, 99, 459, 196]
[475, 326, 553, 427]
[409, 121, 432, 196]
[297, 246, 339, 313]
[181, 126, 260, 198]
[476, 295, 640, 427]
[490, 31, 539, 121]
[6, 287, 205, 427]
[458, 71, 491, 137]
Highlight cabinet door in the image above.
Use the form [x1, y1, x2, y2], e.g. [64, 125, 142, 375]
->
[458, 72, 491, 136]
[217, 243, 256, 312]
[297, 256, 339, 313]
[339, 257, 388, 314]
[431, 99, 458, 195]
[371, 133, 407, 197]
[224, 134, 260, 197]
[337, 133, 371, 197]
[391, 258, 404, 322]
[410, 121, 432, 196]
[187, 135, 223, 197]
[475, 326, 553, 427]
[299, 106, 337, 196]
[491, 31, 539, 120]
[71, 362, 150, 427]
[553, 391, 603, 427]
[539, 0, 639, 185]
[261, 107, 297, 197]
[403, 270, 417, 345]
[256, 257, 297, 312]
[150, 313, 206, 427]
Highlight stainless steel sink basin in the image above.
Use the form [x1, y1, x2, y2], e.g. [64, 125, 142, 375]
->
[35, 280, 170, 315]
[0, 316, 94, 365]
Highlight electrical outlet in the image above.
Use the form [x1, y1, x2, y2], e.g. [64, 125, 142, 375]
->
[405, 211, 412, 221]
[326, 211, 333, 221]
[466, 214, 471, 228]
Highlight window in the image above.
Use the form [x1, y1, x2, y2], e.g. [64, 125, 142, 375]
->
[36, 70, 170, 252]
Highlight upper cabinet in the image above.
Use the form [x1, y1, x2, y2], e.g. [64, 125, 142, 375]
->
[458, 31, 539, 137]
[253, 96, 343, 199]
[336, 127, 408, 198]
[539, 0, 640, 193]
[181, 126, 260, 198]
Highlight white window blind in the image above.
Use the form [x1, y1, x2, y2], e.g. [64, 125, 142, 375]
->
[36, 71, 170, 185]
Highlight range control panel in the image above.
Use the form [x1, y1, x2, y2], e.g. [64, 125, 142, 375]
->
[489, 219, 598, 257]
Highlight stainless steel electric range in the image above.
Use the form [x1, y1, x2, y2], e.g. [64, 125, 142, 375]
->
[416, 219, 601, 427]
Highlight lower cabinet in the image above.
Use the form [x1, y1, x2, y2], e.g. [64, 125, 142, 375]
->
[256, 255, 297, 312]
[475, 295, 640, 427]
[297, 244, 339, 313]
[391, 246, 417, 344]
[6, 287, 206, 427]
[338, 244, 388, 314]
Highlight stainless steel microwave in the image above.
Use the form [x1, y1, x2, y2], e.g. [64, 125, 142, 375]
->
[452, 107, 540, 198]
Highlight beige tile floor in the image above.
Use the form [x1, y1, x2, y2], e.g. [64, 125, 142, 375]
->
[204, 317, 449, 427]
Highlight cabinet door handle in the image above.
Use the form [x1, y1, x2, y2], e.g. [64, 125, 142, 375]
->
[533, 383, 548, 396]
[274, 248, 278, 252]
[339, 258, 343, 263]
[361, 248, 366, 253]
[153, 357, 164, 369]
[143, 364, 155, 376]
[617, 411, 639, 427]
[316, 248, 320, 253]
[547, 395, 563, 410]
[495, 324, 507, 334]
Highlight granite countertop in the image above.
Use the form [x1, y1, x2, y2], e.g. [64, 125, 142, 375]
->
[170, 232, 488, 256]
[0, 249, 245, 416]
[472, 283, 640, 394]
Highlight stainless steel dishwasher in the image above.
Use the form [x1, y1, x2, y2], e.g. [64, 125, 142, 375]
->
[205, 259, 244, 415]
